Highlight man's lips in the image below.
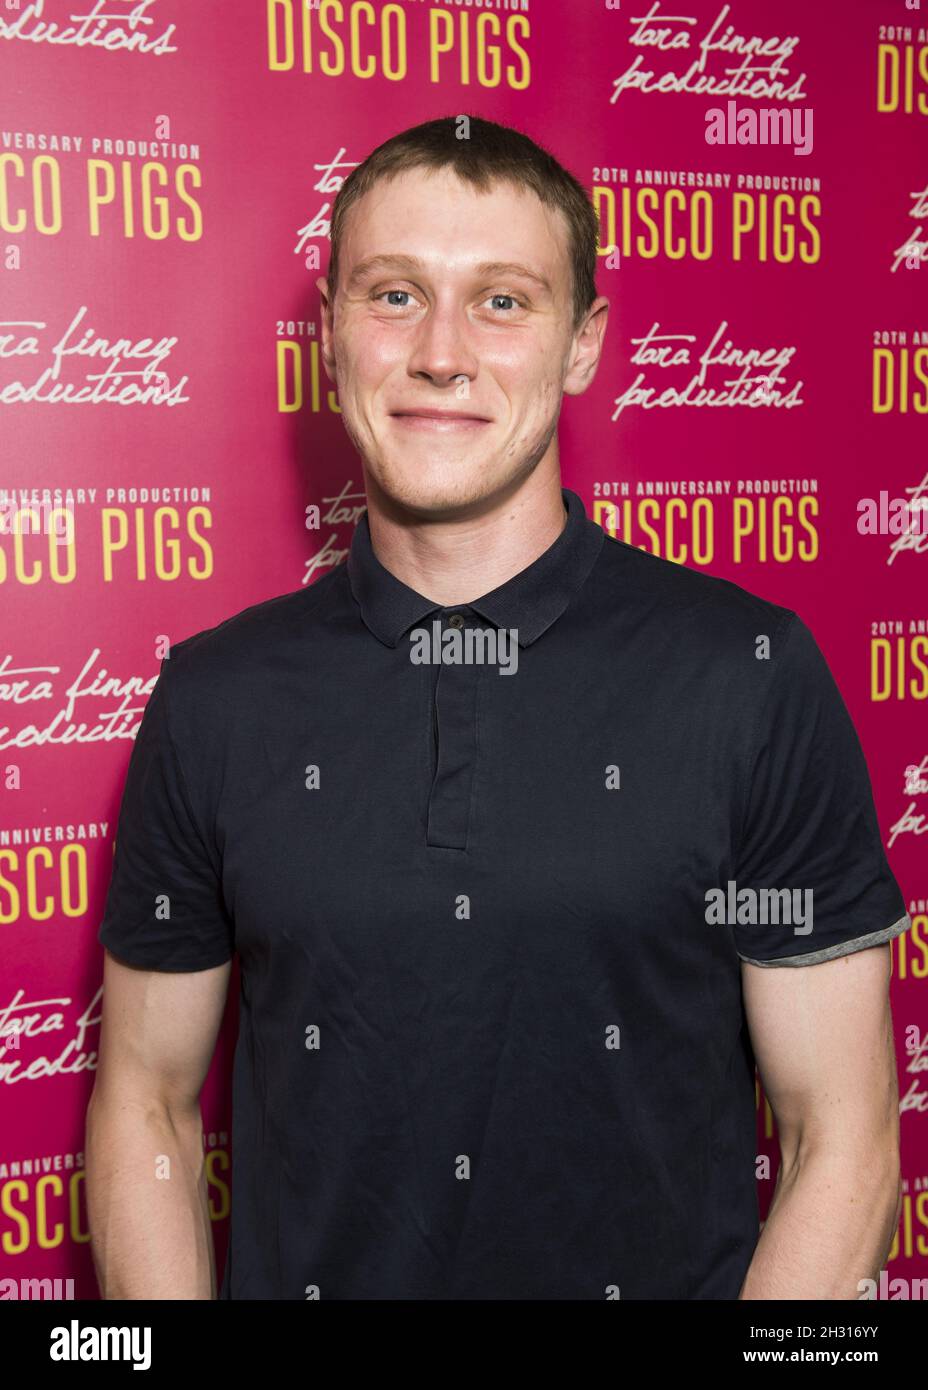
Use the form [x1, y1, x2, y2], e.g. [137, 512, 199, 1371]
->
[391, 410, 490, 421]
[389, 410, 491, 430]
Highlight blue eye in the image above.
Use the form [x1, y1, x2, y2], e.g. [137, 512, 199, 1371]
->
[373, 289, 524, 313]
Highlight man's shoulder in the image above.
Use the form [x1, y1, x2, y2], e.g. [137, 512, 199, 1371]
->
[594, 531, 797, 652]
[163, 566, 345, 689]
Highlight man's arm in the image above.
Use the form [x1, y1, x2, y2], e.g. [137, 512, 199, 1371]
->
[738, 943, 902, 1299]
[85, 948, 232, 1299]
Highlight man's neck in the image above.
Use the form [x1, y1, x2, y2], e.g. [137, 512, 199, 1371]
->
[362, 468, 568, 607]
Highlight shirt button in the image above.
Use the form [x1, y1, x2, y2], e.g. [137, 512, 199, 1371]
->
[447, 613, 465, 629]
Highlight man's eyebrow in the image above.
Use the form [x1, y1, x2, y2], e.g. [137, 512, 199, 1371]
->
[347, 254, 553, 294]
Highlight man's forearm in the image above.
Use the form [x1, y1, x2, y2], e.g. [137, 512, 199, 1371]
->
[739, 1147, 901, 1300]
[86, 1090, 217, 1299]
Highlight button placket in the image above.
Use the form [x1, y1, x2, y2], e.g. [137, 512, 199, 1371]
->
[426, 610, 481, 851]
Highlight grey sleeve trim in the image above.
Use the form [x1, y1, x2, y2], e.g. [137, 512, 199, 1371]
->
[738, 913, 912, 968]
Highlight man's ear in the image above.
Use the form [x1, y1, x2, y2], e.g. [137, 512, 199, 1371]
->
[316, 275, 336, 383]
[563, 296, 610, 397]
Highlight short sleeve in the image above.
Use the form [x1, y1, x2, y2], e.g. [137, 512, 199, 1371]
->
[733, 614, 909, 967]
[98, 660, 234, 971]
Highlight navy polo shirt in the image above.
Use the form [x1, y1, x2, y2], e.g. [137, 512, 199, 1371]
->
[98, 486, 910, 1300]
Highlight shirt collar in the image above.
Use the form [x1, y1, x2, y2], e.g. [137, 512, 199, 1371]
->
[346, 486, 604, 649]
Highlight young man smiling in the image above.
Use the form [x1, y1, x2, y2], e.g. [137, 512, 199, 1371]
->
[88, 116, 909, 1301]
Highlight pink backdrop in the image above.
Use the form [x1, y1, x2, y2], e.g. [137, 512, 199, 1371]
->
[1, 0, 926, 1298]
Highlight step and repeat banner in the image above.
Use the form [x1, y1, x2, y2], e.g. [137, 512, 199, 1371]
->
[1, 0, 926, 1300]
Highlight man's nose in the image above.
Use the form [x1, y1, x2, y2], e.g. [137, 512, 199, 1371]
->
[406, 304, 479, 386]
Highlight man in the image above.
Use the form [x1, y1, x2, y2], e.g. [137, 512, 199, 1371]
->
[87, 115, 909, 1300]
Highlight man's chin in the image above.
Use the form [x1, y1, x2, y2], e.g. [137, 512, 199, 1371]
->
[366, 459, 504, 519]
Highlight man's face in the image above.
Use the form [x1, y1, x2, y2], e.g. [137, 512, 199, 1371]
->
[317, 166, 608, 518]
